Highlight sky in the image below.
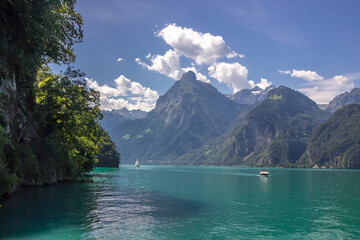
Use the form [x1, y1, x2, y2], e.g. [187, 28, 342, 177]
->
[63, 0, 360, 111]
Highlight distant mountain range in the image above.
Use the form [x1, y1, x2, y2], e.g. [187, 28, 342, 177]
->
[325, 88, 360, 113]
[113, 71, 249, 164]
[177, 86, 330, 167]
[101, 108, 147, 133]
[226, 85, 275, 105]
[104, 71, 360, 169]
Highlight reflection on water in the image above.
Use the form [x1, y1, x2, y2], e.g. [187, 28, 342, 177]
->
[1, 166, 360, 239]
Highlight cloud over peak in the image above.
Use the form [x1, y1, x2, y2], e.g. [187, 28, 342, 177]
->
[136, 24, 274, 94]
[156, 24, 244, 65]
[208, 62, 251, 93]
[135, 50, 209, 83]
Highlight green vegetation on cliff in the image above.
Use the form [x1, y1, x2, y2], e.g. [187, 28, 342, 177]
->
[0, 0, 119, 198]
[301, 104, 360, 168]
[96, 128, 120, 168]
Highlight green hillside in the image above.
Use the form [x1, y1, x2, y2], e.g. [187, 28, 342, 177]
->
[179, 86, 330, 167]
[301, 104, 360, 168]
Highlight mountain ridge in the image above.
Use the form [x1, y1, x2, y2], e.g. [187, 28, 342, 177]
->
[300, 103, 360, 168]
[326, 88, 360, 113]
[113, 71, 248, 164]
[177, 86, 330, 167]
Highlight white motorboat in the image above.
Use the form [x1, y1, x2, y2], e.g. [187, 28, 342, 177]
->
[259, 169, 269, 176]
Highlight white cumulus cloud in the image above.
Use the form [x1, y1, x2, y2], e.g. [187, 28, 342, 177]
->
[208, 62, 252, 93]
[156, 24, 244, 65]
[279, 69, 323, 81]
[291, 69, 324, 81]
[86, 75, 159, 111]
[250, 78, 272, 90]
[136, 50, 209, 83]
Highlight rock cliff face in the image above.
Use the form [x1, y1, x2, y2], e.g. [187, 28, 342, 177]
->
[180, 86, 330, 167]
[326, 88, 360, 113]
[301, 104, 360, 168]
[112, 71, 248, 164]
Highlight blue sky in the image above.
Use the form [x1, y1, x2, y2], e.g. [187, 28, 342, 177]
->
[66, 0, 360, 111]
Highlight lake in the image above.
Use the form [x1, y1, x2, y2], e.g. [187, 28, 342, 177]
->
[1, 165, 360, 239]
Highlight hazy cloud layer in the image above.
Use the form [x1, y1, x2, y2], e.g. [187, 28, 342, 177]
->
[279, 70, 291, 74]
[157, 24, 244, 65]
[280, 69, 358, 103]
[298, 75, 353, 103]
[86, 75, 159, 111]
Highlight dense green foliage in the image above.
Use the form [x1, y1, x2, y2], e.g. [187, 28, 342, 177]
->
[180, 86, 330, 167]
[35, 67, 103, 174]
[326, 88, 360, 113]
[0, 66, 106, 197]
[113, 71, 248, 165]
[0, 0, 83, 141]
[0, 0, 82, 73]
[96, 128, 120, 168]
[0, 0, 119, 198]
[301, 104, 360, 168]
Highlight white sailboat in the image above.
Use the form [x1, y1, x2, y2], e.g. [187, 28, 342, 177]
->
[134, 159, 140, 167]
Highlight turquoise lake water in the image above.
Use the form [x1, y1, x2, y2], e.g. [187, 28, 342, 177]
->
[1, 165, 360, 239]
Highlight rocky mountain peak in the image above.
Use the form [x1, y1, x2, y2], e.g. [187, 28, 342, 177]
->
[326, 88, 360, 113]
[180, 71, 196, 82]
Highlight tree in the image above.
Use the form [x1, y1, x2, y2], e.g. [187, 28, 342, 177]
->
[97, 128, 120, 168]
[0, 0, 83, 141]
[34, 66, 103, 177]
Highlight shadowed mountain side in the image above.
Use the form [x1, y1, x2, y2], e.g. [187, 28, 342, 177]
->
[112, 71, 249, 165]
[179, 86, 330, 167]
[300, 104, 360, 168]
